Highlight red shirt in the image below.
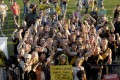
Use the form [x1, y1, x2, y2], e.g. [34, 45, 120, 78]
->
[11, 3, 20, 15]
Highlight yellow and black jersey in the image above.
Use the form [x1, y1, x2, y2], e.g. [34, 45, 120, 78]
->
[100, 48, 111, 64]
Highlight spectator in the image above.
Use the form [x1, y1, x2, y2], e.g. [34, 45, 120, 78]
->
[0, 0, 8, 28]
[76, 0, 83, 11]
[60, 0, 69, 15]
[97, 0, 104, 8]
[76, 70, 87, 80]
[20, 53, 32, 80]
[9, 0, 14, 4]
[98, 5, 107, 17]
[113, 5, 120, 21]
[114, 17, 120, 34]
[25, 3, 38, 28]
[11, 1, 20, 25]
[100, 38, 112, 78]
[73, 58, 84, 80]
[84, 0, 89, 14]
[23, 0, 30, 17]
[88, 46, 103, 80]
[4, 1, 120, 80]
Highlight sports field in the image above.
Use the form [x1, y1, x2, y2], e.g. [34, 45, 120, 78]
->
[1, 0, 120, 55]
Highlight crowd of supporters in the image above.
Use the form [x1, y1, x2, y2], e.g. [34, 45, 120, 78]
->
[0, 0, 120, 80]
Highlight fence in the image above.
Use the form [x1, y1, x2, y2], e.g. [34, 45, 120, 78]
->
[0, 64, 120, 80]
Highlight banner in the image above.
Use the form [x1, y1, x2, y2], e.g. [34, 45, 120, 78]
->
[50, 65, 73, 80]
[0, 37, 8, 59]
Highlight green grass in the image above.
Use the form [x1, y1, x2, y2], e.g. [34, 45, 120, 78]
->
[2, 0, 120, 56]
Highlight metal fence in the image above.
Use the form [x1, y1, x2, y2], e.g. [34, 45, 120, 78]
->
[0, 64, 120, 80]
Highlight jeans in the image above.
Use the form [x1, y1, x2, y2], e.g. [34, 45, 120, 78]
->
[61, 3, 67, 15]
[23, 4, 29, 17]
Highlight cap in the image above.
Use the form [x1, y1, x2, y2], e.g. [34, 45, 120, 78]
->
[57, 48, 63, 51]
[24, 53, 31, 59]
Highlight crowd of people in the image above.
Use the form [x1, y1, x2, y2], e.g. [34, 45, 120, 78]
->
[0, 0, 120, 80]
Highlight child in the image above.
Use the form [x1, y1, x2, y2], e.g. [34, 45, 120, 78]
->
[73, 58, 84, 80]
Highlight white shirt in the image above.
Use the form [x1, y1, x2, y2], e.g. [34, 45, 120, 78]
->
[20, 60, 31, 73]
[41, 71, 45, 80]
[73, 66, 84, 80]
[0, 4, 8, 15]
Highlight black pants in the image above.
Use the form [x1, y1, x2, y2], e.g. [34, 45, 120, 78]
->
[29, 71, 36, 80]
[91, 68, 102, 80]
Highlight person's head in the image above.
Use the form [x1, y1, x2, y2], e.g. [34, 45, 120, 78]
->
[39, 53, 46, 61]
[99, 16, 107, 23]
[13, 1, 17, 5]
[117, 36, 120, 44]
[59, 54, 68, 65]
[22, 21, 27, 27]
[27, 35, 33, 45]
[38, 26, 44, 32]
[76, 37, 83, 44]
[53, 39, 58, 47]
[90, 26, 96, 35]
[116, 5, 120, 10]
[109, 34, 116, 42]
[103, 16, 107, 21]
[78, 45, 84, 54]
[86, 17, 91, 23]
[52, 14, 56, 20]
[77, 70, 86, 80]
[46, 38, 53, 47]
[75, 29, 80, 36]
[71, 43, 77, 51]
[69, 34, 76, 42]
[1, 0, 4, 4]
[75, 58, 83, 67]
[103, 22, 109, 30]
[89, 35, 95, 43]
[39, 38, 45, 46]
[56, 32, 62, 39]
[24, 53, 32, 63]
[24, 44, 31, 53]
[116, 17, 120, 21]
[18, 48, 25, 57]
[45, 60, 55, 69]
[44, 25, 50, 32]
[94, 46, 101, 55]
[15, 31, 19, 38]
[31, 51, 38, 59]
[101, 38, 108, 46]
[93, 7, 97, 11]
[71, 24, 76, 31]
[31, 51, 39, 63]
[101, 5, 105, 9]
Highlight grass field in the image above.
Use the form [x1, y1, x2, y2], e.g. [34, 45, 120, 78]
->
[1, 0, 120, 56]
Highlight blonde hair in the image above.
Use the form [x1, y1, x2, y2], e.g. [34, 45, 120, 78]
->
[31, 51, 39, 64]
[75, 58, 84, 65]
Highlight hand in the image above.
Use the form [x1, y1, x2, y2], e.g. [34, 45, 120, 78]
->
[68, 19, 70, 23]
[14, 29, 18, 32]
[19, 29, 23, 33]
[43, 42, 47, 47]
[98, 28, 103, 34]
[39, 47, 44, 52]
[110, 21, 113, 24]
[38, 62, 42, 65]
[35, 35, 38, 40]
[116, 33, 119, 37]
